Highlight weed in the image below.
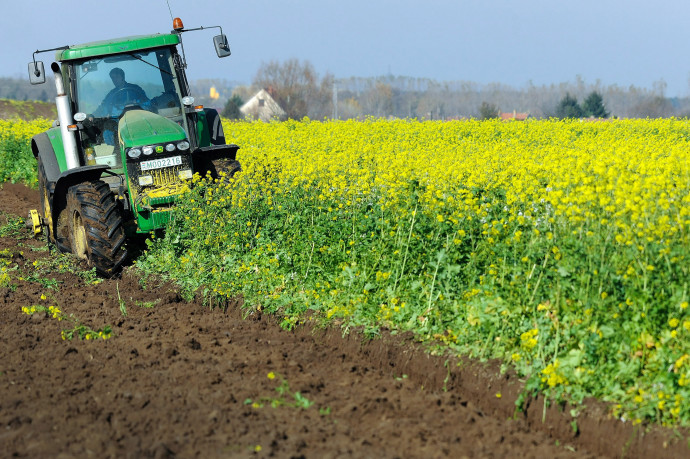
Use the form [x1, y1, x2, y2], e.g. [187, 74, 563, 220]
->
[116, 282, 127, 317]
[245, 372, 316, 410]
[0, 214, 25, 238]
[25, 273, 61, 290]
[443, 359, 451, 392]
[136, 299, 159, 309]
[77, 267, 102, 285]
[0, 253, 18, 291]
[21, 303, 112, 340]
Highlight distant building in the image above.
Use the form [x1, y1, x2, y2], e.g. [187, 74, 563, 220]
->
[239, 89, 286, 121]
[500, 110, 529, 121]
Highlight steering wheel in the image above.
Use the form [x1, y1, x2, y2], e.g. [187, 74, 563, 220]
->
[107, 87, 146, 117]
[111, 86, 139, 107]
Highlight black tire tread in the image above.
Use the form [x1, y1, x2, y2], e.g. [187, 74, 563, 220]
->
[66, 180, 128, 277]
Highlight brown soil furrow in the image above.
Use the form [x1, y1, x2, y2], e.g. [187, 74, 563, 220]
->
[0, 182, 686, 458]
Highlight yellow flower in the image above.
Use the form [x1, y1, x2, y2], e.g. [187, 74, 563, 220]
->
[520, 329, 539, 350]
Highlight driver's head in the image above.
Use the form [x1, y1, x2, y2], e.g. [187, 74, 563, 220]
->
[109, 68, 125, 88]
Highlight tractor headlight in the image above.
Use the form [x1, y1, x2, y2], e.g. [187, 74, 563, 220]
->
[178, 169, 193, 180]
[177, 140, 190, 151]
[142, 146, 154, 156]
[165, 143, 176, 152]
[127, 148, 141, 159]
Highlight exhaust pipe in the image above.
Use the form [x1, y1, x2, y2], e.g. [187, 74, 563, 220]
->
[51, 62, 80, 170]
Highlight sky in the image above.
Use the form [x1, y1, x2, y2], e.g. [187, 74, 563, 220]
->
[3, 0, 690, 97]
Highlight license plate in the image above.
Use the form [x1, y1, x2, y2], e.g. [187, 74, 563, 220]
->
[140, 155, 182, 171]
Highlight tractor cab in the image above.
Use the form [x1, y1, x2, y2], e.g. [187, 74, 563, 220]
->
[72, 45, 189, 170]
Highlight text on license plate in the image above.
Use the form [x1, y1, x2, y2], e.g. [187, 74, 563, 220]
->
[140, 156, 182, 171]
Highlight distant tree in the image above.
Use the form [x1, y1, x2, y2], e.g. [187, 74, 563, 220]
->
[308, 72, 335, 119]
[253, 58, 318, 119]
[362, 81, 393, 117]
[555, 93, 584, 119]
[478, 101, 499, 120]
[221, 94, 244, 119]
[632, 96, 673, 118]
[582, 91, 609, 118]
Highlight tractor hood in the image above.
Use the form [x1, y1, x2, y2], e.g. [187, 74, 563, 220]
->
[118, 110, 187, 148]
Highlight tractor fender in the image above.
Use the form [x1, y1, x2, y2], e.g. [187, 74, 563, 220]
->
[50, 165, 110, 237]
[192, 144, 239, 161]
[195, 108, 226, 147]
[31, 133, 61, 182]
[203, 108, 226, 146]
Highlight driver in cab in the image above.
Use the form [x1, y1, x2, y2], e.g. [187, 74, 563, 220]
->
[94, 67, 150, 118]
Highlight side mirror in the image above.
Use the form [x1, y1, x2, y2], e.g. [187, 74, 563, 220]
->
[213, 34, 231, 58]
[28, 61, 46, 85]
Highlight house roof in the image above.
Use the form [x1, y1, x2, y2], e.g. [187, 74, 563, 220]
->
[240, 89, 286, 121]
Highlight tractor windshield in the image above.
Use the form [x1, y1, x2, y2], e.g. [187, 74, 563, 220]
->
[73, 47, 187, 167]
[75, 47, 184, 120]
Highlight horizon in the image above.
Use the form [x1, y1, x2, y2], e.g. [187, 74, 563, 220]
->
[4, 1, 690, 97]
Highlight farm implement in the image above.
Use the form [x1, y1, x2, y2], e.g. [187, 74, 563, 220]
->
[26, 17, 240, 276]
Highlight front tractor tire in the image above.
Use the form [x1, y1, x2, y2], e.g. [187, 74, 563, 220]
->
[65, 180, 128, 277]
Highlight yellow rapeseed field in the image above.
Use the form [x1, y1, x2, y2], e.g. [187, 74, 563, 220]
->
[0, 118, 51, 185]
[5, 116, 690, 426]
[140, 117, 690, 426]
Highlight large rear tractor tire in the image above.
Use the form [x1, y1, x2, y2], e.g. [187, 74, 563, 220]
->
[65, 180, 128, 277]
[37, 156, 71, 253]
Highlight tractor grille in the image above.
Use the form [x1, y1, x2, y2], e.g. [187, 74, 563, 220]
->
[127, 154, 192, 209]
[146, 165, 184, 186]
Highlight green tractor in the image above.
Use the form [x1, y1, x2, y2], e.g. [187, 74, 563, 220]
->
[27, 17, 239, 277]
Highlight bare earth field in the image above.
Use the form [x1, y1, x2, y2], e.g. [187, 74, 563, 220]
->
[0, 100, 56, 121]
[0, 182, 687, 458]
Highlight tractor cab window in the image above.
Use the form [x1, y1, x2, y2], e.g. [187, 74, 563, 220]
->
[73, 48, 185, 167]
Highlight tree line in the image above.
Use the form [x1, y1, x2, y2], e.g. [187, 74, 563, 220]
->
[3, 61, 689, 120]
[218, 60, 690, 120]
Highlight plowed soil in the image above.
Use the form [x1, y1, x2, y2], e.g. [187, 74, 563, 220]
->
[0, 182, 687, 458]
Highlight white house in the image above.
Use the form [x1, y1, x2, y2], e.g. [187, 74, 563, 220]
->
[239, 89, 286, 121]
